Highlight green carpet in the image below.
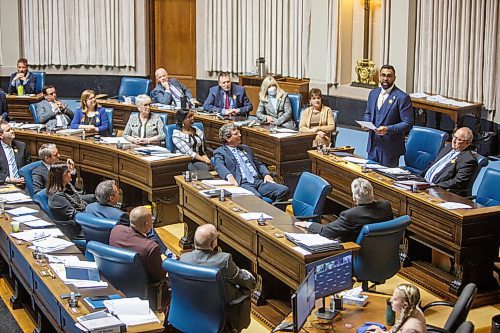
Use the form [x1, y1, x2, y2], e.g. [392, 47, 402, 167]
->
[0, 297, 23, 333]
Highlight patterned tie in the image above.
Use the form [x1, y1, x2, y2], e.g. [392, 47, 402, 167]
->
[169, 84, 182, 106]
[8, 146, 19, 178]
[225, 93, 230, 109]
[232, 148, 255, 183]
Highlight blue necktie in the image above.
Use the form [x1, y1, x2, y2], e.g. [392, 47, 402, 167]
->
[232, 148, 255, 183]
[7, 146, 19, 178]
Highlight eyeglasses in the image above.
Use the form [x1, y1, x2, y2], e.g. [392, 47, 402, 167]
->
[452, 135, 469, 143]
[142, 103, 151, 107]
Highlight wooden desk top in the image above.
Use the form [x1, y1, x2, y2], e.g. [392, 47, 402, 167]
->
[411, 94, 482, 113]
[6, 93, 44, 102]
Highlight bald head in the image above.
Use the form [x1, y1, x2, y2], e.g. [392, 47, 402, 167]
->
[194, 224, 219, 250]
[155, 68, 168, 84]
[129, 206, 152, 233]
[452, 127, 473, 151]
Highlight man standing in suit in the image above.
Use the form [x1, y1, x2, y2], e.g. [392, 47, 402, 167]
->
[203, 72, 253, 116]
[214, 123, 289, 202]
[8, 58, 37, 95]
[35, 85, 74, 128]
[295, 178, 394, 241]
[0, 90, 9, 122]
[0, 122, 30, 185]
[181, 224, 256, 332]
[150, 68, 199, 107]
[424, 127, 477, 195]
[32, 143, 75, 194]
[362, 65, 413, 167]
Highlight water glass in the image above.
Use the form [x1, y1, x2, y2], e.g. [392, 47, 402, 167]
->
[11, 221, 21, 233]
[270, 122, 278, 134]
[190, 171, 198, 181]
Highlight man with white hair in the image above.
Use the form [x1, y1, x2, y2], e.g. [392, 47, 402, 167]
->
[295, 178, 393, 241]
[150, 68, 199, 107]
[181, 224, 256, 332]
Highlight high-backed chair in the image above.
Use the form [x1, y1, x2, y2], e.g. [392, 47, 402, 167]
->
[404, 126, 448, 174]
[75, 213, 117, 260]
[104, 108, 113, 135]
[117, 77, 152, 102]
[273, 172, 332, 222]
[86, 241, 165, 310]
[421, 283, 477, 333]
[466, 152, 489, 196]
[29, 103, 40, 123]
[33, 189, 55, 220]
[288, 93, 302, 128]
[163, 259, 229, 333]
[331, 110, 340, 147]
[353, 215, 411, 290]
[31, 71, 46, 93]
[19, 160, 43, 198]
[164, 122, 204, 152]
[473, 168, 500, 206]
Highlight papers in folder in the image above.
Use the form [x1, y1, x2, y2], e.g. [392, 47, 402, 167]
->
[285, 233, 342, 253]
[104, 298, 160, 326]
[0, 192, 32, 203]
[355, 121, 377, 130]
[437, 202, 473, 210]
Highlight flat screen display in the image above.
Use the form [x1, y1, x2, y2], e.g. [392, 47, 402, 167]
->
[306, 250, 353, 299]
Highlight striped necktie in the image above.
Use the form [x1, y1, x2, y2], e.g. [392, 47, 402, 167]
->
[7, 145, 19, 178]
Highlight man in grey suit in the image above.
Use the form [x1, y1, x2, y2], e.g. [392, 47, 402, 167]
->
[295, 178, 394, 242]
[150, 68, 199, 107]
[181, 224, 256, 332]
[32, 143, 75, 194]
[85, 180, 129, 224]
[35, 84, 73, 128]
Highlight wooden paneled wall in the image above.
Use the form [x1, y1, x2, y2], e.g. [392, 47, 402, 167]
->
[149, 0, 197, 97]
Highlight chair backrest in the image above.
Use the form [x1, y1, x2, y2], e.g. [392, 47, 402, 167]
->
[164, 122, 204, 152]
[86, 241, 149, 299]
[404, 126, 448, 174]
[331, 110, 340, 147]
[288, 93, 302, 128]
[19, 160, 43, 198]
[467, 152, 488, 196]
[33, 189, 55, 220]
[29, 103, 39, 123]
[163, 259, 227, 333]
[443, 283, 477, 333]
[31, 71, 46, 93]
[475, 168, 500, 206]
[75, 213, 117, 245]
[104, 107, 113, 134]
[353, 215, 411, 284]
[117, 77, 152, 102]
[292, 172, 332, 218]
[455, 321, 474, 333]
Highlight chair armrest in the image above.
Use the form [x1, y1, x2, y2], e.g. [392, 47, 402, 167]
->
[272, 200, 292, 211]
[421, 300, 455, 312]
[294, 214, 320, 223]
[149, 280, 167, 311]
[229, 294, 249, 306]
[426, 324, 451, 333]
[464, 195, 476, 200]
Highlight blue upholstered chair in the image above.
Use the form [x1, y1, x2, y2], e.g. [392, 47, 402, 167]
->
[19, 160, 43, 198]
[31, 71, 46, 93]
[86, 241, 165, 310]
[466, 152, 489, 196]
[104, 108, 113, 135]
[75, 213, 117, 260]
[29, 103, 39, 123]
[404, 126, 448, 174]
[421, 283, 477, 333]
[33, 189, 55, 220]
[288, 93, 302, 128]
[163, 122, 204, 152]
[472, 168, 500, 207]
[353, 215, 411, 290]
[331, 110, 340, 147]
[163, 259, 229, 333]
[117, 77, 152, 102]
[273, 172, 332, 222]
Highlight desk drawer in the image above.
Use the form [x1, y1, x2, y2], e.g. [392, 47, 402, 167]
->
[258, 237, 302, 288]
[33, 275, 62, 327]
[372, 182, 403, 216]
[183, 190, 215, 223]
[80, 149, 118, 175]
[10, 244, 34, 290]
[60, 307, 80, 333]
[218, 211, 256, 255]
[245, 135, 276, 161]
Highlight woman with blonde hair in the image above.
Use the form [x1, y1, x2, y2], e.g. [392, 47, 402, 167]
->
[299, 88, 335, 147]
[256, 76, 296, 130]
[368, 283, 427, 333]
[70, 89, 110, 135]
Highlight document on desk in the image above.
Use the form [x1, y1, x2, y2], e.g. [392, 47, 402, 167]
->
[409, 92, 430, 98]
[219, 186, 255, 196]
[100, 136, 129, 144]
[5, 206, 39, 216]
[276, 128, 298, 133]
[201, 179, 233, 186]
[342, 156, 370, 164]
[379, 167, 411, 175]
[22, 220, 53, 228]
[0, 192, 32, 203]
[270, 133, 296, 138]
[10, 229, 63, 242]
[356, 120, 377, 130]
[12, 214, 39, 222]
[239, 212, 273, 221]
[437, 202, 473, 210]
[30, 236, 74, 253]
[49, 263, 108, 288]
[104, 298, 159, 326]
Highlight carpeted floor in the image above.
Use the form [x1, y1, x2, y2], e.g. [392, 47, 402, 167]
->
[0, 296, 23, 333]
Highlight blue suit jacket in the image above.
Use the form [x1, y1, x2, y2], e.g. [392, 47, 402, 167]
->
[203, 84, 253, 116]
[8, 71, 37, 95]
[70, 107, 109, 135]
[213, 144, 269, 184]
[150, 78, 193, 105]
[363, 86, 413, 161]
[84, 202, 129, 224]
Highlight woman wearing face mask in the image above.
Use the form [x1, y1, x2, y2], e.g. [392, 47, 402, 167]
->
[299, 88, 335, 147]
[256, 77, 296, 130]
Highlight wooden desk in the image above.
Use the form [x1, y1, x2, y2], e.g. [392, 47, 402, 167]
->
[175, 175, 359, 325]
[14, 130, 191, 225]
[6, 94, 44, 122]
[411, 95, 482, 133]
[0, 203, 164, 333]
[308, 150, 500, 306]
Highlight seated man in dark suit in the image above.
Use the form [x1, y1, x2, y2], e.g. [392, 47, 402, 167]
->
[0, 122, 30, 185]
[0, 90, 9, 122]
[295, 178, 394, 242]
[203, 72, 253, 116]
[109, 206, 169, 311]
[181, 224, 256, 332]
[423, 127, 477, 195]
[84, 180, 128, 224]
[150, 68, 199, 107]
[8, 58, 37, 95]
[36, 85, 74, 128]
[213, 123, 289, 202]
[32, 143, 75, 194]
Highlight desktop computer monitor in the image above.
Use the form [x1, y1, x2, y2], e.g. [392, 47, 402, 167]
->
[306, 250, 353, 319]
[292, 269, 315, 333]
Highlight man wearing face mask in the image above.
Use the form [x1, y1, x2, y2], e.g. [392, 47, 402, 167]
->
[203, 72, 253, 116]
[256, 76, 296, 129]
[362, 65, 413, 167]
[8, 58, 37, 95]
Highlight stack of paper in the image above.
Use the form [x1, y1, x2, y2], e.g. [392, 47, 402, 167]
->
[100, 137, 129, 144]
[49, 262, 108, 288]
[104, 298, 160, 326]
[239, 212, 273, 221]
[379, 168, 411, 175]
[30, 236, 74, 253]
[201, 179, 232, 186]
[393, 181, 430, 191]
[76, 312, 124, 333]
[0, 192, 32, 203]
[56, 128, 84, 135]
[6, 206, 39, 216]
[219, 186, 255, 196]
[343, 156, 370, 164]
[10, 228, 63, 242]
[437, 202, 473, 210]
[285, 233, 342, 253]
[409, 92, 430, 98]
